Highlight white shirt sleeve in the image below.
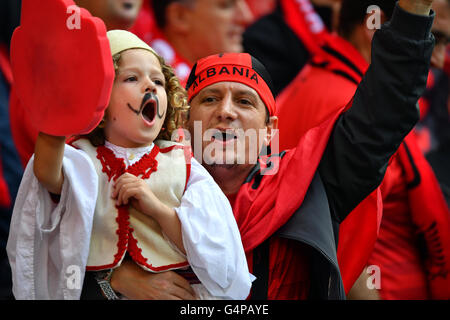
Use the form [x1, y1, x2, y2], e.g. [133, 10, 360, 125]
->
[174, 157, 253, 300]
[6, 144, 98, 300]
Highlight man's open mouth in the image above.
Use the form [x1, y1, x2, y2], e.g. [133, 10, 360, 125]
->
[212, 130, 237, 142]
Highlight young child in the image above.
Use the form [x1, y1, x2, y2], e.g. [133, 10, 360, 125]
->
[7, 30, 252, 300]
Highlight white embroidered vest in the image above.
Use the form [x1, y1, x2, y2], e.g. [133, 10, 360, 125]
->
[72, 139, 190, 272]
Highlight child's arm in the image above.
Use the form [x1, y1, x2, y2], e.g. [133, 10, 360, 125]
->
[33, 132, 66, 195]
[112, 173, 186, 254]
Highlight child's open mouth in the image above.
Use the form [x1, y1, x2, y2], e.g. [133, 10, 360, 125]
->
[127, 93, 159, 126]
[141, 99, 156, 125]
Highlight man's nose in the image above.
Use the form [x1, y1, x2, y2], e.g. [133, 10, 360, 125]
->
[216, 97, 238, 121]
[235, 0, 254, 27]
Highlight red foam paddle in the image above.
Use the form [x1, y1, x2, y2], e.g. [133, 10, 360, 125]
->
[10, 0, 114, 136]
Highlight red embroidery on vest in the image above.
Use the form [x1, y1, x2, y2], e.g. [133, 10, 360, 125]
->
[96, 145, 127, 181]
[128, 229, 189, 272]
[92, 144, 164, 269]
[127, 145, 159, 179]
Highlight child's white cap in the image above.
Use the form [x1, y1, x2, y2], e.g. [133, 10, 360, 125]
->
[107, 29, 157, 57]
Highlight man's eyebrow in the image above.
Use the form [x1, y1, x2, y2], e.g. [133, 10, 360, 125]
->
[200, 88, 258, 97]
[234, 90, 258, 100]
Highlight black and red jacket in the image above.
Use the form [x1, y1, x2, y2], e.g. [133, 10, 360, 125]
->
[242, 5, 435, 299]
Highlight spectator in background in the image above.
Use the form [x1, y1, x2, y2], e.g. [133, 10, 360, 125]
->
[9, 0, 144, 168]
[243, 0, 341, 97]
[415, 0, 449, 153]
[276, 0, 450, 299]
[73, 0, 143, 30]
[129, 0, 158, 44]
[130, 0, 275, 57]
[0, 0, 24, 300]
[149, 0, 253, 85]
[417, 0, 450, 206]
[245, 0, 276, 21]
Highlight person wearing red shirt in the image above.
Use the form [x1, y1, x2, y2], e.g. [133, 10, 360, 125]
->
[148, 0, 253, 86]
[276, 0, 450, 299]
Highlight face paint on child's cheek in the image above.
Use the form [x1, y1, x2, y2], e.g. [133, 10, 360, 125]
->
[127, 92, 156, 116]
[127, 103, 141, 115]
[126, 92, 152, 115]
[156, 97, 165, 119]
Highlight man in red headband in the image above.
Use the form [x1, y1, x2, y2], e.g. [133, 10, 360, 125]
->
[106, 0, 436, 300]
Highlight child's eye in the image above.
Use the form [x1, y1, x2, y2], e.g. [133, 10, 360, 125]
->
[154, 79, 165, 86]
[125, 76, 137, 82]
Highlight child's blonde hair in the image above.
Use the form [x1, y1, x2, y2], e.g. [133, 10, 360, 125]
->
[80, 34, 189, 146]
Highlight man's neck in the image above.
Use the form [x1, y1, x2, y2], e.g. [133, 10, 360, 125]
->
[203, 164, 254, 196]
[346, 28, 371, 64]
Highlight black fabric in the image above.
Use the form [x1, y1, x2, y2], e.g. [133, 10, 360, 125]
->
[80, 271, 106, 300]
[250, 238, 271, 300]
[318, 5, 434, 223]
[250, 55, 275, 97]
[0, 0, 21, 47]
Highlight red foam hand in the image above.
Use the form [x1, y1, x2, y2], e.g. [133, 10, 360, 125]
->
[10, 0, 114, 136]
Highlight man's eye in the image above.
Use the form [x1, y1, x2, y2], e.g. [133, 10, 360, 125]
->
[203, 96, 218, 103]
[238, 98, 252, 106]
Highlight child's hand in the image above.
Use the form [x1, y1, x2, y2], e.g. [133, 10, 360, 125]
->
[112, 173, 163, 217]
[112, 173, 186, 254]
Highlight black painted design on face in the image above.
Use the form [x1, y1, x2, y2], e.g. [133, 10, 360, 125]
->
[126, 92, 165, 122]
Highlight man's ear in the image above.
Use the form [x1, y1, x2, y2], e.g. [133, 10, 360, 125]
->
[265, 115, 278, 146]
[165, 2, 192, 34]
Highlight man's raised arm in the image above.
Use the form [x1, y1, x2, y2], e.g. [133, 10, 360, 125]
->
[318, 0, 435, 222]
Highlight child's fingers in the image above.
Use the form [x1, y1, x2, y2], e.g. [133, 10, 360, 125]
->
[116, 181, 142, 205]
[112, 173, 137, 198]
[117, 186, 140, 206]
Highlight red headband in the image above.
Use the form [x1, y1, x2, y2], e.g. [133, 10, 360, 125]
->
[187, 53, 276, 116]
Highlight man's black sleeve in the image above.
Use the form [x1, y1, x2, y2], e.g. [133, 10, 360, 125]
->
[318, 4, 435, 223]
